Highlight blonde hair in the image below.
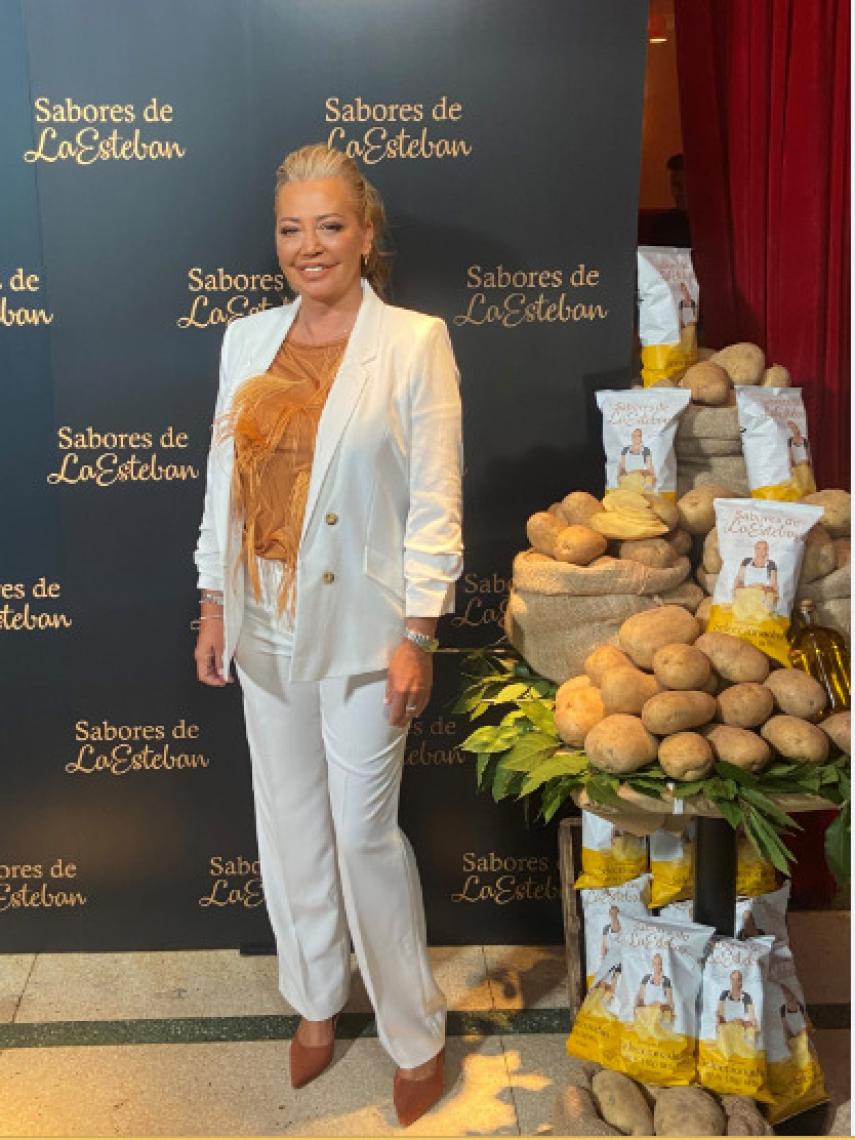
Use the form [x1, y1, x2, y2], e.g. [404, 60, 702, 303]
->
[274, 143, 392, 296]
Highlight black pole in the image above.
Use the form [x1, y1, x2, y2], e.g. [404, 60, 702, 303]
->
[693, 817, 737, 935]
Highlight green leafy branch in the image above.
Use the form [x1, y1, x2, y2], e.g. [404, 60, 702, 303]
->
[455, 645, 851, 884]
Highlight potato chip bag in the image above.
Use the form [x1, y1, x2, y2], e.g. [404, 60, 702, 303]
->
[763, 945, 827, 1123]
[566, 947, 623, 1068]
[707, 498, 824, 664]
[575, 810, 648, 889]
[735, 880, 790, 945]
[649, 823, 694, 908]
[613, 914, 713, 1085]
[737, 388, 817, 501]
[637, 246, 699, 386]
[735, 833, 778, 897]
[596, 388, 690, 501]
[698, 935, 774, 1099]
[581, 873, 651, 987]
[658, 898, 694, 924]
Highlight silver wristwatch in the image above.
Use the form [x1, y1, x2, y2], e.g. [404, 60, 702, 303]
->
[404, 628, 439, 653]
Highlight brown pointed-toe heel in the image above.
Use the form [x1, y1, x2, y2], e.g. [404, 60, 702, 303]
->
[289, 1014, 339, 1089]
[393, 1047, 445, 1127]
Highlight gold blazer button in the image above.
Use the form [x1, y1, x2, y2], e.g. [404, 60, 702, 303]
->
[325, 512, 339, 525]
[322, 571, 335, 584]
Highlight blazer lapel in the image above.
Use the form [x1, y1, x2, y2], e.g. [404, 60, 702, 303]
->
[299, 280, 383, 541]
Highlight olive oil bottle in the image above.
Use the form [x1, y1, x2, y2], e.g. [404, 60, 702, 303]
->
[789, 599, 850, 712]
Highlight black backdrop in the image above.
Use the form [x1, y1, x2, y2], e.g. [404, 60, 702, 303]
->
[1, 0, 647, 951]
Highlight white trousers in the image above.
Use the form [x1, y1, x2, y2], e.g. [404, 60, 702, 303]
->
[233, 580, 446, 1068]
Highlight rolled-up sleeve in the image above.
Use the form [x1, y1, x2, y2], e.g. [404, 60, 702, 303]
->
[404, 319, 464, 616]
[193, 321, 236, 591]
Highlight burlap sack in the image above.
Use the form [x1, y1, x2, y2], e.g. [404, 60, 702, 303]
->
[676, 437, 743, 458]
[816, 598, 851, 640]
[677, 455, 750, 497]
[798, 563, 851, 603]
[676, 403, 740, 442]
[505, 580, 703, 683]
[512, 550, 691, 597]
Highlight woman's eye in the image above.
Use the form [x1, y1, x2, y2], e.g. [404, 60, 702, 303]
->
[321, 223, 343, 232]
[279, 227, 298, 237]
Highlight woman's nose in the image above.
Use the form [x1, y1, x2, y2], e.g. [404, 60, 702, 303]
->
[300, 228, 322, 255]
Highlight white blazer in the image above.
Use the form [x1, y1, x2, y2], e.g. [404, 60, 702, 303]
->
[193, 279, 464, 682]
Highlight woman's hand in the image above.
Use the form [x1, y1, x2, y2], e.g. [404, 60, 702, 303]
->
[385, 639, 433, 727]
[195, 613, 231, 686]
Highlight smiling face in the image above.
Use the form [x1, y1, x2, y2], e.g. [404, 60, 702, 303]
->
[630, 428, 643, 451]
[275, 177, 373, 309]
[652, 953, 663, 978]
[753, 540, 769, 565]
[730, 970, 743, 996]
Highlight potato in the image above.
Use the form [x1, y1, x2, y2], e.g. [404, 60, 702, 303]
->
[591, 1070, 653, 1137]
[562, 674, 593, 693]
[704, 725, 771, 772]
[702, 527, 722, 574]
[716, 683, 774, 728]
[719, 1094, 774, 1136]
[697, 346, 717, 362]
[601, 666, 662, 715]
[694, 632, 770, 683]
[651, 377, 679, 388]
[677, 484, 736, 536]
[642, 690, 717, 735]
[554, 524, 608, 566]
[658, 732, 714, 780]
[654, 1087, 726, 1136]
[800, 525, 836, 583]
[618, 537, 678, 568]
[555, 684, 605, 747]
[833, 537, 850, 567]
[647, 495, 680, 530]
[553, 1086, 621, 1137]
[680, 361, 731, 406]
[709, 342, 765, 385]
[619, 605, 701, 670]
[695, 597, 712, 630]
[548, 501, 569, 522]
[803, 489, 851, 538]
[584, 644, 633, 686]
[760, 714, 830, 764]
[761, 363, 792, 388]
[585, 714, 658, 774]
[764, 669, 828, 720]
[526, 511, 563, 556]
[652, 643, 712, 690]
[561, 491, 604, 527]
[667, 528, 693, 557]
[821, 710, 851, 754]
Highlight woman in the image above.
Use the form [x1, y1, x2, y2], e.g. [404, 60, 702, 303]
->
[193, 144, 463, 1125]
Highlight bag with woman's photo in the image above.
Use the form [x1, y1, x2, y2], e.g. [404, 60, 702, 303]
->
[697, 935, 774, 1099]
[736, 387, 817, 500]
[580, 873, 650, 987]
[575, 810, 648, 889]
[707, 498, 824, 664]
[596, 388, 690, 501]
[763, 944, 828, 1123]
[637, 246, 699, 386]
[613, 914, 713, 1086]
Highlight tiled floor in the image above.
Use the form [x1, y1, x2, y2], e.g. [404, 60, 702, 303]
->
[0, 926, 848, 1137]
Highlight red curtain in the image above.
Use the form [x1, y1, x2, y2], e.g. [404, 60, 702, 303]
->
[675, 0, 850, 491]
[674, 0, 849, 906]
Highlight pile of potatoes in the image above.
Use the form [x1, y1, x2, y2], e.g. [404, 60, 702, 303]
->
[651, 341, 791, 406]
[527, 490, 691, 564]
[554, 605, 850, 779]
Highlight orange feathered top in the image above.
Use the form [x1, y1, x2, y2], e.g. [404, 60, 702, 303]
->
[218, 333, 348, 617]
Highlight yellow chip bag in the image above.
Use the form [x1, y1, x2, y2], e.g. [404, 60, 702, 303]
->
[612, 914, 713, 1086]
[735, 834, 779, 898]
[736, 387, 818, 500]
[763, 945, 827, 1123]
[649, 823, 694, 908]
[575, 811, 648, 889]
[580, 873, 650, 987]
[707, 498, 824, 665]
[698, 936, 774, 1100]
[596, 388, 690, 503]
[566, 948, 623, 1069]
[637, 246, 699, 386]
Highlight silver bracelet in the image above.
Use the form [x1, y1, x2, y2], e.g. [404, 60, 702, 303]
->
[404, 628, 439, 653]
[200, 591, 224, 606]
